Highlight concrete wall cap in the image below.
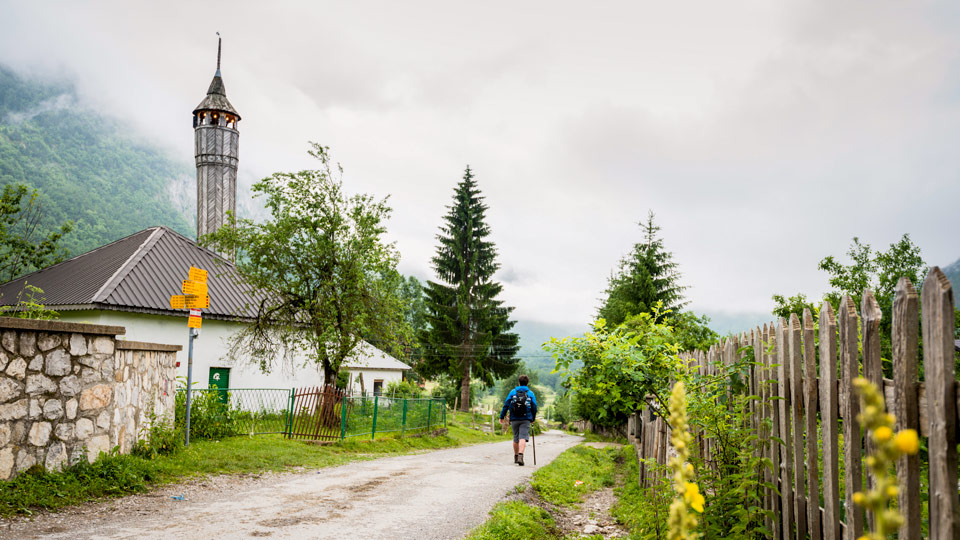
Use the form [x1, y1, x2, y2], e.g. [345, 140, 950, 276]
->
[0, 317, 124, 336]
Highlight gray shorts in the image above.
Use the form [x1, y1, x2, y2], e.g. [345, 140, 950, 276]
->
[510, 420, 530, 443]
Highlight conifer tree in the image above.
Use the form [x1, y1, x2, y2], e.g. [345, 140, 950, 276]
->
[420, 167, 520, 411]
[599, 211, 687, 326]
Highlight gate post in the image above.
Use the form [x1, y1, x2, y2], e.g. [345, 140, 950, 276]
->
[371, 395, 379, 440]
[427, 399, 433, 431]
[285, 388, 295, 438]
[401, 398, 408, 437]
[340, 391, 347, 442]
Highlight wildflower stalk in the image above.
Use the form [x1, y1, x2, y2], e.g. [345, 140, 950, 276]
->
[667, 381, 702, 540]
[851, 377, 920, 540]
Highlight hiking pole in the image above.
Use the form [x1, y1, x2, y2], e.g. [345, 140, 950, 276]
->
[532, 428, 536, 465]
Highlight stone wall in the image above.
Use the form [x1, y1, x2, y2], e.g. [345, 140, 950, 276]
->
[0, 318, 180, 481]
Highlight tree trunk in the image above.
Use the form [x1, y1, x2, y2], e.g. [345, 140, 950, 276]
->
[459, 361, 471, 412]
[322, 364, 339, 428]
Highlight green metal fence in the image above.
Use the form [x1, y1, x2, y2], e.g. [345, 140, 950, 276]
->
[175, 388, 293, 439]
[340, 395, 447, 439]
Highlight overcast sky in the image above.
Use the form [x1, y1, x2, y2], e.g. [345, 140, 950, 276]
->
[2, 1, 959, 333]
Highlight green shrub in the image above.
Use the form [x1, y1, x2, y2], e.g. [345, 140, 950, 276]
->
[175, 389, 242, 440]
[385, 380, 423, 398]
[132, 412, 183, 459]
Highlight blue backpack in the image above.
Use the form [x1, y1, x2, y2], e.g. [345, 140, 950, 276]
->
[510, 388, 531, 418]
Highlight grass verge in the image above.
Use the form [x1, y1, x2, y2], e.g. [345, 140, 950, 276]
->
[464, 501, 559, 540]
[530, 445, 619, 505]
[0, 423, 501, 518]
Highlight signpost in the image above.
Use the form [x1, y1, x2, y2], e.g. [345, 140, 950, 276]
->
[170, 266, 209, 446]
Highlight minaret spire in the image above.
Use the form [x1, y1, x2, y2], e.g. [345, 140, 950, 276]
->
[216, 32, 222, 75]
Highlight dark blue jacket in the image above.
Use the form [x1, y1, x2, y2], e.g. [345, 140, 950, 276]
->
[500, 386, 538, 421]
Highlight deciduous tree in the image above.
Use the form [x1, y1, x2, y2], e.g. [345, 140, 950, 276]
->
[204, 143, 407, 385]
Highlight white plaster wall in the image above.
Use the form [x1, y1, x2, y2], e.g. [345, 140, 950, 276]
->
[344, 368, 404, 395]
[58, 311, 325, 389]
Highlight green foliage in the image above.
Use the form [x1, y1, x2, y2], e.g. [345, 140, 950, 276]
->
[132, 412, 183, 459]
[547, 309, 682, 428]
[175, 389, 244, 440]
[204, 143, 408, 384]
[419, 166, 520, 410]
[0, 67, 194, 260]
[0, 183, 73, 282]
[598, 211, 687, 326]
[547, 392, 575, 424]
[0, 283, 59, 320]
[771, 292, 818, 324]
[464, 501, 558, 540]
[612, 454, 673, 540]
[384, 379, 423, 398]
[530, 445, 620, 505]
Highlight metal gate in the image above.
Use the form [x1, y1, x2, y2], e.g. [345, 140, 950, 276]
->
[286, 385, 344, 441]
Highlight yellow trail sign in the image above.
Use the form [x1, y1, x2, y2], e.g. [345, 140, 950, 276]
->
[182, 280, 208, 296]
[184, 295, 209, 309]
[189, 266, 208, 283]
[170, 295, 186, 309]
[188, 308, 202, 328]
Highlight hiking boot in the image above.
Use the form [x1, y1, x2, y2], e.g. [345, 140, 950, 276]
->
[514, 454, 519, 464]
[517, 453, 524, 466]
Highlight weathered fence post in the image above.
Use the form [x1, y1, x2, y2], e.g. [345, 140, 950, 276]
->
[921, 268, 960, 539]
[340, 391, 348, 441]
[427, 398, 433, 431]
[766, 322, 783, 540]
[285, 388, 296, 439]
[839, 295, 864, 540]
[819, 302, 841, 540]
[789, 313, 807, 540]
[777, 319, 794, 540]
[861, 289, 883, 531]
[401, 398, 408, 437]
[892, 277, 921, 540]
[803, 309, 821, 540]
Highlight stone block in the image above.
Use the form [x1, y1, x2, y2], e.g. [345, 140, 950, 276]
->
[5, 357, 26, 380]
[27, 354, 43, 372]
[91, 337, 114, 355]
[45, 441, 66, 471]
[28, 421, 51, 446]
[28, 399, 41, 419]
[1, 331, 15, 354]
[0, 448, 12, 480]
[69, 334, 87, 356]
[86, 434, 110, 462]
[65, 398, 78, 420]
[81, 367, 101, 385]
[79, 384, 111, 410]
[19, 332, 36, 357]
[37, 333, 60, 352]
[44, 348, 71, 377]
[0, 349, 8, 372]
[60, 375, 81, 397]
[0, 399, 27, 420]
[42, 399, 63, 420]
[16, 448, 36, 472]
[78, 355, 98, 368]
[55, 422, 74, 441]
[96, 410, 110, 430]
[75, 417, 94, 439]
[0, 378, 21, 403]
[0, 422, 9, 446]
[25, 374, 57, 394]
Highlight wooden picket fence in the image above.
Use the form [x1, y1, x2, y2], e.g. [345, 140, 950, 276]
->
[634, 268, 960, 539]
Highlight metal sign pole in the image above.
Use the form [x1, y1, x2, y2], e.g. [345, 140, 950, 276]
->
[184, 327, 197, 446]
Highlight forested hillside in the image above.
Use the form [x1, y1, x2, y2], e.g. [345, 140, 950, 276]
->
[0, 66, 193, 266]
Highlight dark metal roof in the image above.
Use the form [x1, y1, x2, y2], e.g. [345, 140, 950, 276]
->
[0, 227, 257, 321]
[955, 340, 960, 353]
[193, 73, 241, 118]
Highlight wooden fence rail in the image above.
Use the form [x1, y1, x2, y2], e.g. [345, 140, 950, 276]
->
[634, 267, 960, 539]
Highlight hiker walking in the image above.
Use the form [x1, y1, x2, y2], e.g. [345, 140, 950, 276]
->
[500, 374, 538, 466]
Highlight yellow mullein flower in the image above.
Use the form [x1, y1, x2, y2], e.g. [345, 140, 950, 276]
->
[667, 381, 700, 540]
[852, 377, 918, 539]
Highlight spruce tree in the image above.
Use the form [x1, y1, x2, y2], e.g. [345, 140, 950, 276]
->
[420, 167, 520, 411]
[599, 211, 687, 326]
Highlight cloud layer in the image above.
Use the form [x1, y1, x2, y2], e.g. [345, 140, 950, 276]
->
[2, 0, 958, 329]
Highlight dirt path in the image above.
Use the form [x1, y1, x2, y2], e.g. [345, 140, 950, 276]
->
[1, 431, 582, 540]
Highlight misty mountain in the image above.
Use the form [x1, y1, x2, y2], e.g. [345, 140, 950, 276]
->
[944, 258, 960, 297]
[0, 66, 193, 271]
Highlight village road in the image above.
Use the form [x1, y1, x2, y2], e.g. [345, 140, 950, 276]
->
[1, 430, 582, 540]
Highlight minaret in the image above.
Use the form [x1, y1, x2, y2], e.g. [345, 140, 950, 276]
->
[193, 35, 240, 252]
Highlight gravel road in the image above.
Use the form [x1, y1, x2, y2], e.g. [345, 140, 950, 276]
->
[1, 430, 582, 540]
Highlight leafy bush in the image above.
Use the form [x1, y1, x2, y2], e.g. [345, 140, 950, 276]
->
[175, 389, 242, 440]
[132, 411, 183, 459]
[385, 379, 423, 398]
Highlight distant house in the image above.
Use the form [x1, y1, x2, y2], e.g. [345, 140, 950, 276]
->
[0, 226, 408, 390]
[342, 342, 412, 396]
